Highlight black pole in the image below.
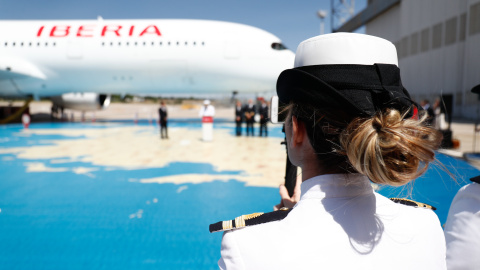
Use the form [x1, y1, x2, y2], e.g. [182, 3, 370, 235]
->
[281, 124, 297, 197]
[284, 153, 297, 197]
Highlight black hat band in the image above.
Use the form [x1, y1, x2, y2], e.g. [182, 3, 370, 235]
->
[276, 64, 416, 118]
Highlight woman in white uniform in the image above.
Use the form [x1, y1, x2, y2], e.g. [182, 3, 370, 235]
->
[214, 33, 446, 269]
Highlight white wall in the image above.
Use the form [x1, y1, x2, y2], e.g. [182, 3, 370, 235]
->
[365, 0, 480, 119]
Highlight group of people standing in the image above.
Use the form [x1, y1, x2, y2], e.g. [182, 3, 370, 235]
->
[158, 99, 216, 141]
[235, 99, 269, 137]
[420, 98, 447, 130]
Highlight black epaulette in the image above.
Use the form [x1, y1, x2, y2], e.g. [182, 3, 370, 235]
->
[390, 198, 436, 210]
[470, 175, 480, 184]
[209, 208, 292, 233]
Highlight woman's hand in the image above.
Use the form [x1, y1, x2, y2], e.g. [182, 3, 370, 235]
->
[274, 178, 301, 210]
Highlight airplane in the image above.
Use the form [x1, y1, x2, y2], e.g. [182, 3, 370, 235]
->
[0, 18, 294, 111]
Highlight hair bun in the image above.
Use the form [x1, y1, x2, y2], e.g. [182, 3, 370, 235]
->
[341, 109, 441, 186]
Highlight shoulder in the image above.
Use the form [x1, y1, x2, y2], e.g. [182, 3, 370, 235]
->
[216, 209, 292, 269]
[380, 195, 446, 265]
[445, 183, 480, 228]
[446, 183, 480, 225]
[454, 182, 480, 203]
[444, 183, 480, 269]
[377, 194, 443, 232]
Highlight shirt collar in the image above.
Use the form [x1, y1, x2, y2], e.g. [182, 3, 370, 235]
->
[300, 174, 373, 200]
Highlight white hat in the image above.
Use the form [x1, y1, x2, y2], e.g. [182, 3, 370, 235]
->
[277, 33, 414, 117]
[204, 99, 211, 105]
[294, 32, 398, 68]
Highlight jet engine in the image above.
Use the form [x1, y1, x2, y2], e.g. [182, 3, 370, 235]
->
[50, 93, 111, 111]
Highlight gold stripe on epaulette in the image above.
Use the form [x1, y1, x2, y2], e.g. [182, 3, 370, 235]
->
[222, 220, 233, 230]
[222, 212, 264, 230]
[416, 202, 434, 209]
[390, 198, 436, 210]
[234, 216, 245, 228]
[243, 212, 264, 220]
[234, 212, 264, 229]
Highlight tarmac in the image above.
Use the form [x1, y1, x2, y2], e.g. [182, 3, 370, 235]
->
[17, 100, 480, 169]
[2, 100, 290, 188]
[17, 100, 236, 121]
[4, 99, 480, 172]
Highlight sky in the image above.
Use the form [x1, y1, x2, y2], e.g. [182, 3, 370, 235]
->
[0, 0, 366, 50]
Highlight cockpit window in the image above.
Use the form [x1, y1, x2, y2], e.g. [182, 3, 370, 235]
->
[271, 42, 287, 50]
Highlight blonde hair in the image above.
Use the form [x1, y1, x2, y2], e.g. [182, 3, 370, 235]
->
[288, 102, 442, 186]
[340, 109, 441, 186]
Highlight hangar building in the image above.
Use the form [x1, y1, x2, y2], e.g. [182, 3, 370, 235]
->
[337, 0, 480, 120]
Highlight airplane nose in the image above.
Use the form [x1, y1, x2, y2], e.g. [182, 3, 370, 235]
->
[284, 50, 295, 69]
[274, 49, 294, 74]
[267, 49, 295, 86]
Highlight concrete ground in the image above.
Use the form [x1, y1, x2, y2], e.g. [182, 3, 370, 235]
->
[443, 121, 479, 154]
[6, 100, 480, 168]
[8, 100, 234, 121]
[438, 120, 480, 170]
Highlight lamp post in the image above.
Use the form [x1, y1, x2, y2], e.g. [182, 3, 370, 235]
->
[317, 10, 327, 35]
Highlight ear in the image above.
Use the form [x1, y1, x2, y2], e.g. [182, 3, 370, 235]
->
[291, 116, 306, 147]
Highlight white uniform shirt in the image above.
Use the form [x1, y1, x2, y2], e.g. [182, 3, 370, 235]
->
[219, 174, 446, 269]
[199, 105, 215, 117]
[444, 183, 480, 270]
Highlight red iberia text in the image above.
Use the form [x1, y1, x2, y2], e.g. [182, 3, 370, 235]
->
[36, 24, 162, 38]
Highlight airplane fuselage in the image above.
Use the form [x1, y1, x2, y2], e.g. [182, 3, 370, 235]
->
[0, 19, 294, 98]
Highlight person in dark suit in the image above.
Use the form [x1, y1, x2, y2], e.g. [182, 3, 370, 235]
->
[259, 99, 269, 137]
[158, 100, 168, 139]
[244, 99, 256, 136]
[420, 99, 435, 126]
[235, 100, 243, 136]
